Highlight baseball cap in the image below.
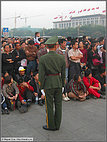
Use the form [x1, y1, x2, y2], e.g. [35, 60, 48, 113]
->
[18, 66, 25, 71]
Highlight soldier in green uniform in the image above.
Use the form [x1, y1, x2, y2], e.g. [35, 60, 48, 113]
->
[39, 36, 66, 131]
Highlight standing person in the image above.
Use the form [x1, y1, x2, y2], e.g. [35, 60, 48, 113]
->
[34, 32, 40, 45]
[79, 41, 87, 68]
[56, 38, 70, 101]
[39, 36, 66, 131]
[37, 42, 48, 61]
[68, 40, 83, 82]
[25, 40, 37, 76]
[2, 44, 14, 76]
[12, 42, 26, 74]
[88, 43, 101, 76]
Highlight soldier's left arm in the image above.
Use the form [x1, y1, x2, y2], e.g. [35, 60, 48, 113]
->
[61, 57, 66, 87]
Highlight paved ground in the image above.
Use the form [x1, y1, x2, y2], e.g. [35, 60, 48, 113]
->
[1, 98, 106, 142]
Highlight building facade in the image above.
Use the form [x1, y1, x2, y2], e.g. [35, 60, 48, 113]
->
[53, 14, 106, 29]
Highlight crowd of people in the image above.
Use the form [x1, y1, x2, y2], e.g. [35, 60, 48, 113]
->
[1, 32, 106, 115]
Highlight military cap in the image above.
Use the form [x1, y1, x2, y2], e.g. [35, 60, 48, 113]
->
[45, 36, 58, 44]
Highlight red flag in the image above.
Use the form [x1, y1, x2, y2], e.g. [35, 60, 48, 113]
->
[92, 8, 95, 10]
[80, 10, 82, 13]
[87, 8, 90, 11]
[72, 11, 75, 13]
[59, 16, 63, 18]
[69, 11, 72, 14]
[102, 10, 106, 13]
[83, 9, 86, 11]
[96, 7, 99, 9]
[54, 17, 58, 19]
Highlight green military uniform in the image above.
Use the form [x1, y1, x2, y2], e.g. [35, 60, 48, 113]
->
[39, 36, 66, 130]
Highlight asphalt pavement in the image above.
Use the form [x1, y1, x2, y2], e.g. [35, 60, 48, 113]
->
[1, 98, 106, 142]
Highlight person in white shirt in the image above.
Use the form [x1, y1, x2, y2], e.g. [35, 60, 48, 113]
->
[68, 40, 83, 82]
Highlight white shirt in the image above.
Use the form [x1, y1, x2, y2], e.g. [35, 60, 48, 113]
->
[68, 48, 83, 63]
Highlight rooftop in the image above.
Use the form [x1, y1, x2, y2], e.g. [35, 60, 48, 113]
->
[53, 14, 106, 23]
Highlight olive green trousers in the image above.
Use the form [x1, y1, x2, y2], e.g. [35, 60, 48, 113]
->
[45, 88, 62, 130]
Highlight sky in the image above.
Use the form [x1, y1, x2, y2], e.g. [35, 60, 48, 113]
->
[1, 1, 106, 29]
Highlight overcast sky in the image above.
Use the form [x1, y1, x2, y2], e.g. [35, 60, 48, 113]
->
[1, 1, 106, 29]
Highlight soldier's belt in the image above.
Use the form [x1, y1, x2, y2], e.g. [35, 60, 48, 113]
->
[47, 73, 61, 76]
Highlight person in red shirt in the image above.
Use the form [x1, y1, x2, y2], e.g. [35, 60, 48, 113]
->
[83, 69, 105, 99]
[17, 78, 34, 107]
[79, 41, 87, 67]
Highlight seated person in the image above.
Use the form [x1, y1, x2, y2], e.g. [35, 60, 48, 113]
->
[17, 78, 34, 108]
[2, 75, 19, 110]
[64, 74, 88, 101]
[95, 69, 106, 95]
[1, 74, 9, 114]
[1, 92, 9, 114]
[14, 66, 30, 83]
[83, 69, 105, 99]
[29, 72, 45, 106]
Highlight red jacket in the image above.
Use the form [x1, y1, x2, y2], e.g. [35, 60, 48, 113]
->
[17, 82, 34, 102]
[83, 76, 99, 89]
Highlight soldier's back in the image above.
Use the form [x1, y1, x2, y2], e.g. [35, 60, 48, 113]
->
[39, 51, 65, 89]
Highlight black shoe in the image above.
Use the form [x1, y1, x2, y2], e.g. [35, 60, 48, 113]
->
[17, 101, 21, 110]
[43, 125, 56, 131]
[27, 99, 32, 107]
[4, 109, 10, 114]
[18, 104, 28, 113]
[91, 95, 97, 99]
[1, 109, 5, 115]
[100, 94, 106, 99]
[86, 95, 91, 99]
[42, 99, 45, 105]
[38, 100, 43, 106]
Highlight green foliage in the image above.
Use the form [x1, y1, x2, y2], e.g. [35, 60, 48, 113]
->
[9, 25, 106, 38]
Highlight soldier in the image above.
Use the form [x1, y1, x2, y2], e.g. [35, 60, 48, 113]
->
[39, 36, 66, 131]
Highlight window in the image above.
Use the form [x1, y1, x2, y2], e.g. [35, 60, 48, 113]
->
[69, 23, 71, 27]
[91, 21, 94, 24]
[102, 20, 104, 25]
[79, 22, 82, 25]
[83, 22, 86, 25]
[72, 22, 75, 27]
[95, 20, 98, 25]
[83, 19, 86, 21]
[76, 22, 78, 25]
[87, 21, 90, 25]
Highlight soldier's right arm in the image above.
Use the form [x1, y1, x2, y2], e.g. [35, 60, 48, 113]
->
[38, 57, 46, 89]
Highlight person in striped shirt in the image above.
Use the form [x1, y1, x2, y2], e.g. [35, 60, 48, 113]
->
[64, 74, 88, 101]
